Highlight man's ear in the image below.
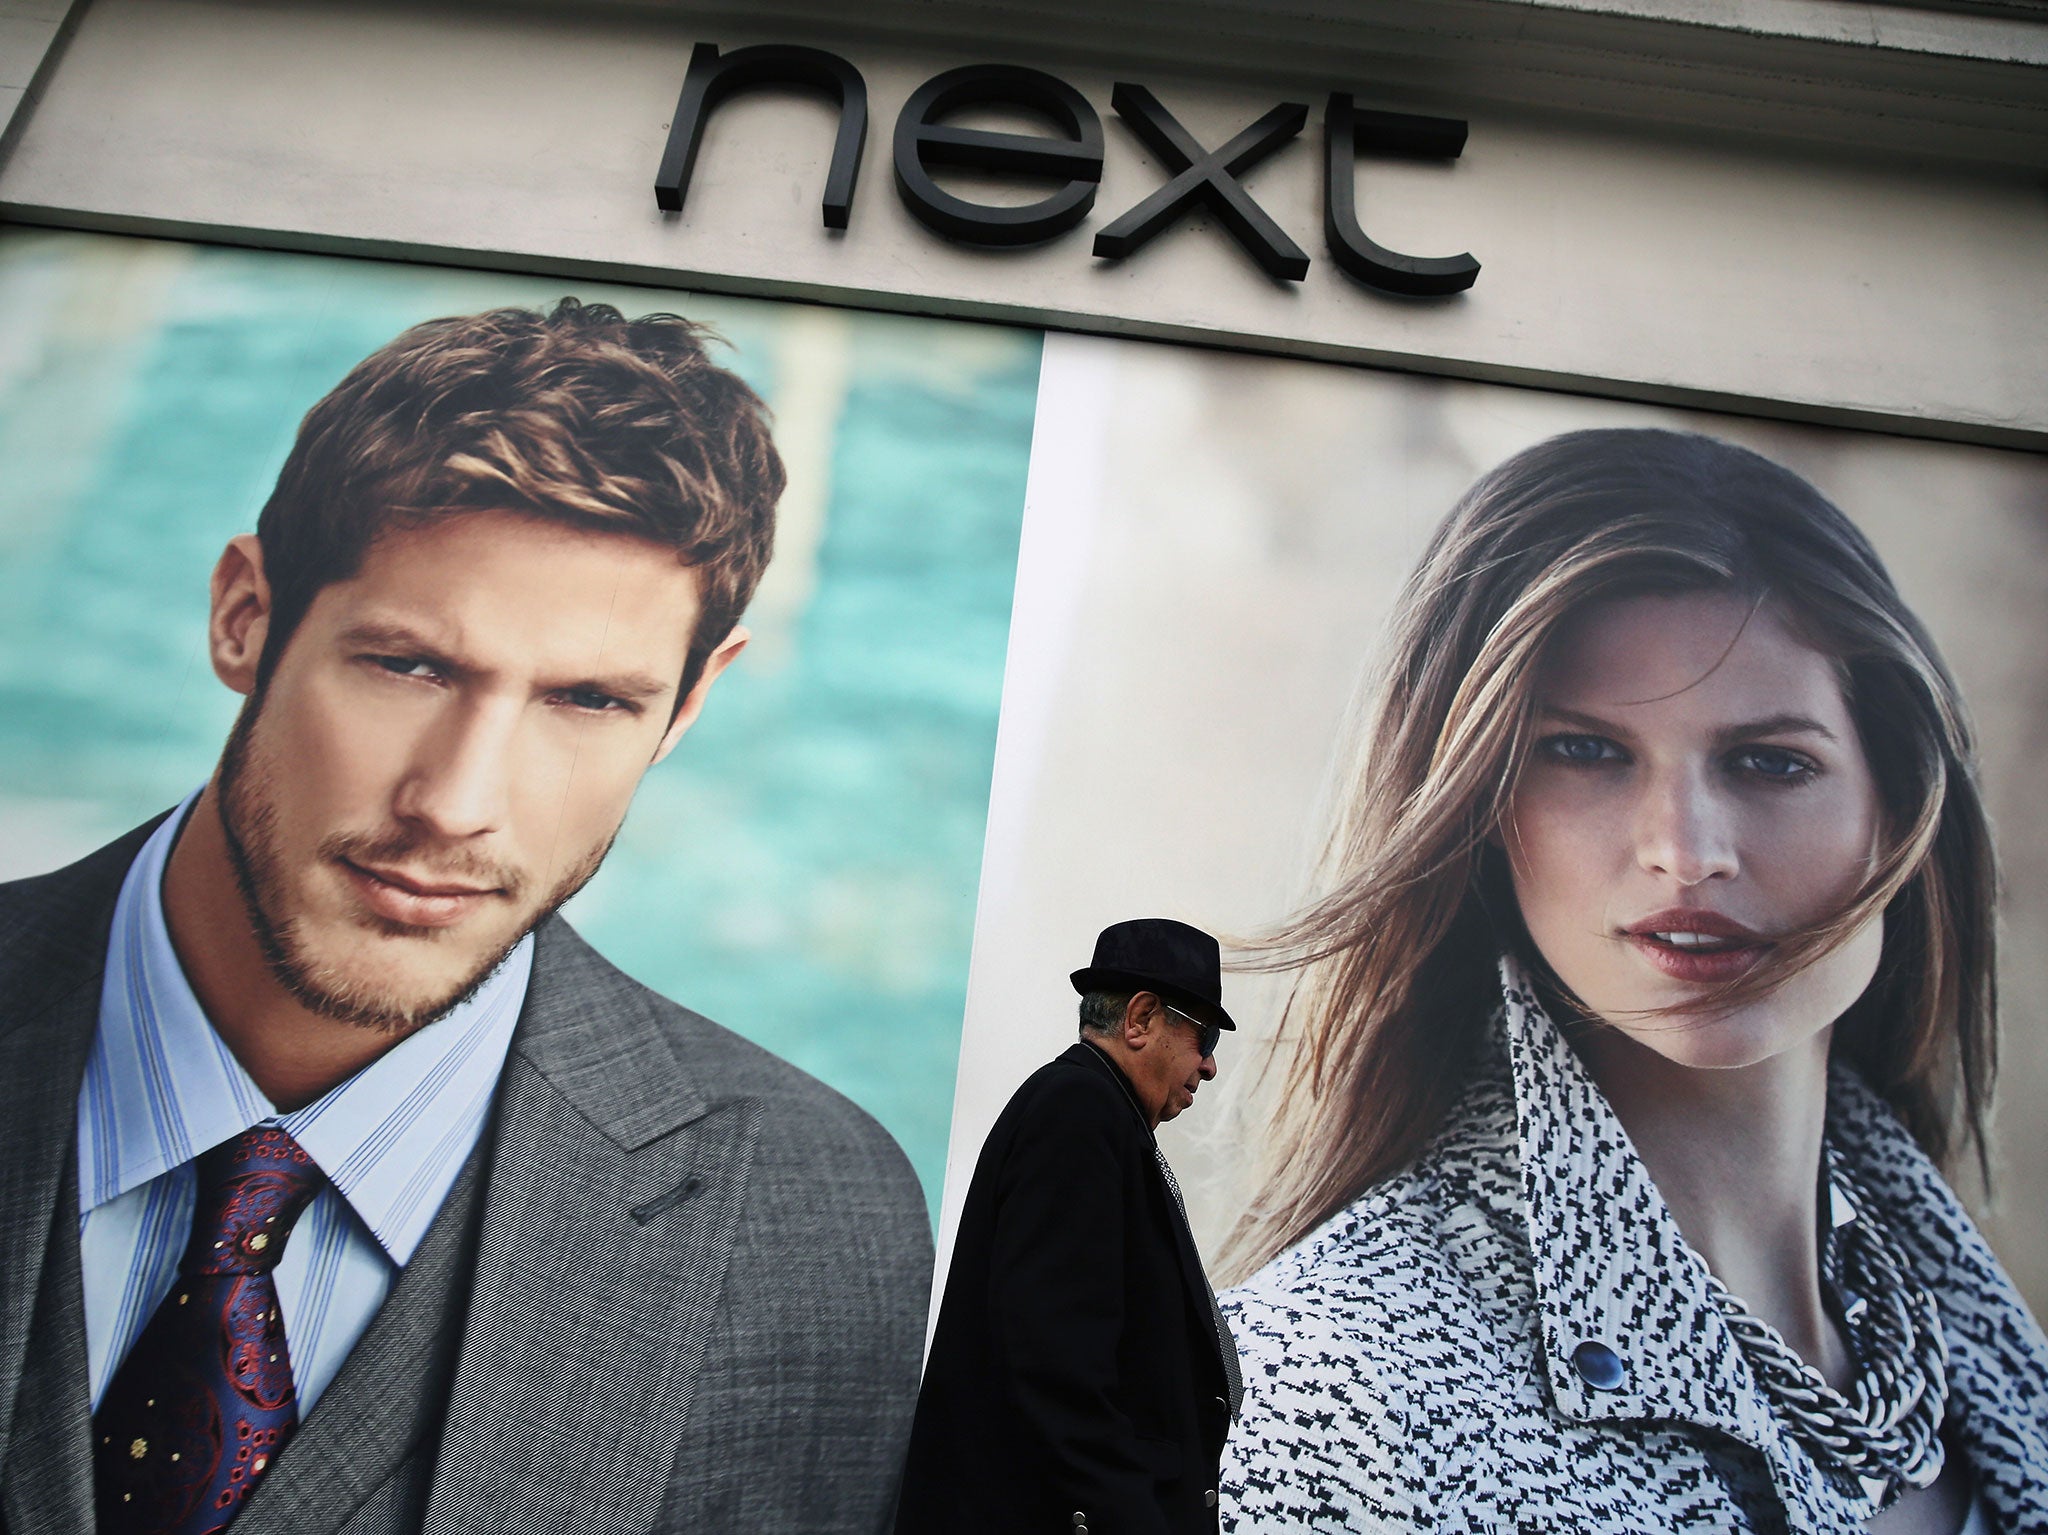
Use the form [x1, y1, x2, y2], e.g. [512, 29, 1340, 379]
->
[209, 535, 272, 698]
[652, 624, 749, 764]
[1121, 992, 1162, 1049]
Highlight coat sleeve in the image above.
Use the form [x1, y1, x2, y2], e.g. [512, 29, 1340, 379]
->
[1220, 1287, 1431, 1534]
[985, 1082, 1174, 1535]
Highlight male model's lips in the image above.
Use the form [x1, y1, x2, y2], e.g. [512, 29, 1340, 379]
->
[340, 859, 503, 929]
[1620, 908, 1770, 983]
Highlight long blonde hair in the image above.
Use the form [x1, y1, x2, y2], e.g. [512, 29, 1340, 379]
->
[1229, 428, 1997, 1276]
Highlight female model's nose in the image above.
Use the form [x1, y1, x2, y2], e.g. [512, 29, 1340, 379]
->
[1632, 768, 1739, 886]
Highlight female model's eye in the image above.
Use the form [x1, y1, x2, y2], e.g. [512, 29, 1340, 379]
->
[1540, 733, 1624, 765]
[1732, 745, 1818, 783]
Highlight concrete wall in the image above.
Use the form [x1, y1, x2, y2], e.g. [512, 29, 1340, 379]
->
[0, 0, 76, 152]
[1, 0, 2044, 446]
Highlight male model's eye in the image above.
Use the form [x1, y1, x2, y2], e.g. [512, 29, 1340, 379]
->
[555, 687, 634, 715]
[366, 654, 441, 681]
[1731, 745, 1819, 785]
[1538, 733, 1625, 766]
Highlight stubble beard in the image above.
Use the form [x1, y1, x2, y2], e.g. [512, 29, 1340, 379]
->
[215, 695, 616, 1037]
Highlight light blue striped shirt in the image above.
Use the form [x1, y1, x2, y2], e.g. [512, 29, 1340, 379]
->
[77, 794, 531, 1416]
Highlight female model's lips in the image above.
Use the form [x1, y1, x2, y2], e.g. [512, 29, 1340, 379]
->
[341, 859, 501, 929]
[1620, 908, 1770, 983]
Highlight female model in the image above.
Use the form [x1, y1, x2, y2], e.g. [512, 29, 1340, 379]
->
[1221, 429, 2047, 1532]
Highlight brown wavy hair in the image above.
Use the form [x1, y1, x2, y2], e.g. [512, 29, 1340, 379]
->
[1227, 428, 1997, 1277]
[255, 297, 783, 702]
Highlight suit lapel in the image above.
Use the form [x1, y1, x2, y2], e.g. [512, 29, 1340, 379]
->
[0, 828, 146, 1488]
[230, 1141, 491, 1535]
[0, 978, 99, 1489]
[422, 919, 761, 1535]
[0, 1155, 94, 1535]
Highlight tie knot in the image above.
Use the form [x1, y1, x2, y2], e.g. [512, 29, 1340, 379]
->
[182, 1126, 324, 1277]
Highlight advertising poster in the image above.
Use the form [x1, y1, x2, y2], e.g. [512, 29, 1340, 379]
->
[0, 221, 1059, 1524]
[0, 226, 1042, 1216]
[949, 326, 2048, 1329]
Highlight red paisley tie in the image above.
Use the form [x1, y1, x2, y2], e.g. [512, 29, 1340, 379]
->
[92, 1125, 325, 1535]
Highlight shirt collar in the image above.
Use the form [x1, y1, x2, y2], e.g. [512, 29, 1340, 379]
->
[80, 791, 531, 1265]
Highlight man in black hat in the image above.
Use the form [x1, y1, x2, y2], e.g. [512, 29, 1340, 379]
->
[896, 918, 1244, 1535]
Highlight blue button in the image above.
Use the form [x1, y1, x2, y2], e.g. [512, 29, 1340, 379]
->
[1571, 1340, 1626, 1391]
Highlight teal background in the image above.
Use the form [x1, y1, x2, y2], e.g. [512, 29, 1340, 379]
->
[0, 228, 1043, 1219]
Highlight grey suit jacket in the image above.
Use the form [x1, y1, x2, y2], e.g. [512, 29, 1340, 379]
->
[0, 821, 935, 1534]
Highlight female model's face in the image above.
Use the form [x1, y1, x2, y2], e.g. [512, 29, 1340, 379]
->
[1504, 589, 1885, 1070]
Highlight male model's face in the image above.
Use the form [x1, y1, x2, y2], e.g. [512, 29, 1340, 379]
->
[214, 509, 733, 1034]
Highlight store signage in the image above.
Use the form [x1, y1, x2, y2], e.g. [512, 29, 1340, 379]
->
[655, 43, 1479, 297]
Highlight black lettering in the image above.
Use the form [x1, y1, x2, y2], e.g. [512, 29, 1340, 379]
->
[1092, 84, 1309, 282]
[654, 42, 868, 230]
[1324, 95, 1479, 295]
[892, 65, 1104, 246]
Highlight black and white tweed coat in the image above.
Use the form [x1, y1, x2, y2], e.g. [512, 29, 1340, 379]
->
[1221, 961, 2048, 1532]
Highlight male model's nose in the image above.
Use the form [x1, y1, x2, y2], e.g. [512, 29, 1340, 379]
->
[393, 700, 516, 839]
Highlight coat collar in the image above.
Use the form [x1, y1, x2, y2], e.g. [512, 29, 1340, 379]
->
[1498, 957, 1780, 1449]
[1496, 956, 2048, 1528]
[1822, 1057, 2048, 1527]
[1066, 1039, 1156, 1140]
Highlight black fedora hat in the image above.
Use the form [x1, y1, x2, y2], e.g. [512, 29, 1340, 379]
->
[1070, 918, 1236, 1034]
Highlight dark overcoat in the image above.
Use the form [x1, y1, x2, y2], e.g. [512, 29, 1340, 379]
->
[898, 1042, 1231, 1535]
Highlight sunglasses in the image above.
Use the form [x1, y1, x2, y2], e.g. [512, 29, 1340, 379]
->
[1160, 1000, 1222, 1059]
